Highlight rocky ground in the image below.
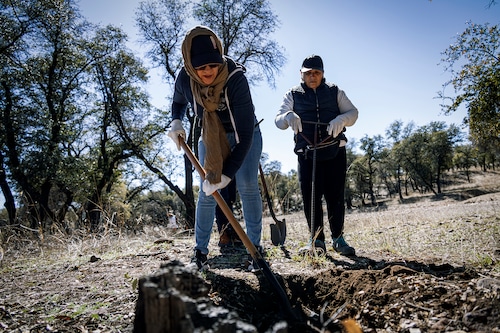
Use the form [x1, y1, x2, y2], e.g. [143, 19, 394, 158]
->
[0, 171, 499, 332]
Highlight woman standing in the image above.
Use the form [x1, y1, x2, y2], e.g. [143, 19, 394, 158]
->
[275, 55, 358, 256]
[167, 26, 263, 269]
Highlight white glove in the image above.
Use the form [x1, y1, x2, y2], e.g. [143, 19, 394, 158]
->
[285, 112, 302, 134]
[203, 174, 231, 196]
[327, 118, 344, 138]
[167, 119, 186, 151]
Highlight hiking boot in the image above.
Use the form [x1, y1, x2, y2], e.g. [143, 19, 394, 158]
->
[298, 239, 326, 256]
[218, 230, 232, 248]
[256, 245, 266, 257]
[247, 245, 265, 272]
[332, 236, 356, 256]
[191, 249, 209, 270]
[314, 240, 326, 253]
[229, 229, 244, 248]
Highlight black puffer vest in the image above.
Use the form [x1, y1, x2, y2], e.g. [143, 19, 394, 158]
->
[291, 80, 346, 152]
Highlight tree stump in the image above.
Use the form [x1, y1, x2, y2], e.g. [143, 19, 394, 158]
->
[133, 260, 264, 333]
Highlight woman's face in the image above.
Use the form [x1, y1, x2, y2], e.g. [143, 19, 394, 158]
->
[195, 64, 220, 85]
[301, 69, 323, 90]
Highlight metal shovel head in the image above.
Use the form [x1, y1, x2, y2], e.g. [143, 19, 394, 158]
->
[270, 223, 281, 246]
[277, 219, 286, 244]
[270, 219, 287, 246]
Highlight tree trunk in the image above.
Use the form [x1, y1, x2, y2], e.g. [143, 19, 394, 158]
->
[0, 152, 16, 224]
[397, 166, 404, 202]
[86, 195, 101, 232]
[133, 260, 259, 333]
[436, 168, 442, 194]
[38, 181, 53, 230]
[183, 155, 195, 229]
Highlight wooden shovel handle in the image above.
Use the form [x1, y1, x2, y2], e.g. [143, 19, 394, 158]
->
[179, 137, 260, 258]
[179, 136, 297, 319]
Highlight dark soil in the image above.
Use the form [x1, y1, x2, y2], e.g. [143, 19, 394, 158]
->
[200, 246, 500, 332]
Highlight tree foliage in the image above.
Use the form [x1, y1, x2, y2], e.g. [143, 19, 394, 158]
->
[346, 121, 466, 205]
[358, 135, 385, 205]
[1, 0, 92, 228]
[193, 0, 286, 87]
[439, 22, 500, 151]
[135, 0, 188, 83]
[0, 0, 179, 230]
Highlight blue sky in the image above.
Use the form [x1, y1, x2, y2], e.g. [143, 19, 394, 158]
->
[0, 1, 498, 207]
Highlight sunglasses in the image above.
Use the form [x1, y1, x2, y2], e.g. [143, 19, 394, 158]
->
[303, 70, 323, 77]
[195, 64, 220, 71]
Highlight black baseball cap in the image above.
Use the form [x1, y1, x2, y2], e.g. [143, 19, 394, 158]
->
[300, 55, 324, 72]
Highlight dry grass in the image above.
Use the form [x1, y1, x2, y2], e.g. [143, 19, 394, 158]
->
[258, 169, 500, 270]
[2, 170, 499, 273]
[347, 193, 499, 267]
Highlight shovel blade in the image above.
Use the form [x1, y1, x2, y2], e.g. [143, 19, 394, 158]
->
[270, 219, 287, 246]
[277, 219, 286, 244]
[270, 223, 281, 246]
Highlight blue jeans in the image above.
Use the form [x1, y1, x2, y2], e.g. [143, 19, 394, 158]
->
[195, 128, 263, 254]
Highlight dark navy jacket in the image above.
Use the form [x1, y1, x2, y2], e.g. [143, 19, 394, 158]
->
[171, 57, 258, 179]
[291, 80, 346, 152]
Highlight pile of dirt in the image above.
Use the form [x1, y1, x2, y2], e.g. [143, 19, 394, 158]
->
[197, 248, 500, 332]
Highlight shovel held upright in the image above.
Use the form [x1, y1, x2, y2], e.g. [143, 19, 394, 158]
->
[258, 163, 286, 246]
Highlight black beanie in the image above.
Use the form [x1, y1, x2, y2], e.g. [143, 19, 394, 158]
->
[191, 35, 224, 68]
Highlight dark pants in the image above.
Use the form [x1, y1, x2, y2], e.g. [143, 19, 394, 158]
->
[298, 147, 347, 242]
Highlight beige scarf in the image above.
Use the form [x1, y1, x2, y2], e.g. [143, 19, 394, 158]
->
[182, 26, 230, 184]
